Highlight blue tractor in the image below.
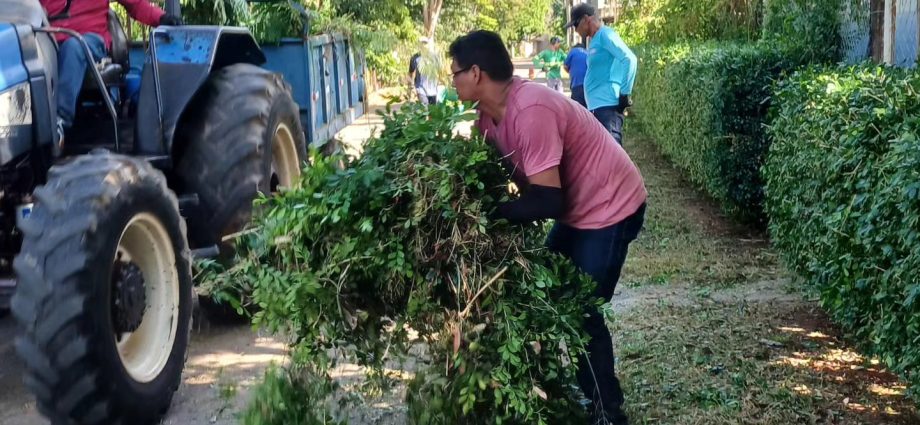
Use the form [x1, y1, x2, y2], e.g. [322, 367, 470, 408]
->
[0, 0, 318, 423]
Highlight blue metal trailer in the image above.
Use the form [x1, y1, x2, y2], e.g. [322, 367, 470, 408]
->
[127, 32, 367, 148]
[261, 34, 367, 146]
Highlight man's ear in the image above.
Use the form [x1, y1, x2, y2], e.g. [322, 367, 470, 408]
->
[472, 65, 483, 84]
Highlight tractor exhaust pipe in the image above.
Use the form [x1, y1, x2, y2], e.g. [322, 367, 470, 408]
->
[165, 0, 181, 17]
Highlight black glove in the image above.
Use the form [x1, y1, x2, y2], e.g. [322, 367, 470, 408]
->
[617, 94, 633, 113]
[491, 185, 564, 224]
[159, 14, 182, 26]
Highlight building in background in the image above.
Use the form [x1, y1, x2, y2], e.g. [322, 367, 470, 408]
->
[564, 0, 622, 45]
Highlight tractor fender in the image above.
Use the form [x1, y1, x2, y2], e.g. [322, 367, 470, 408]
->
[134, 26, 266, 157]
[0, 23, 57, 168]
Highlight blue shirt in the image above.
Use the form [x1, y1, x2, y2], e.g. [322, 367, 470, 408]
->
[584, 26, 637, 111]
[564, 47, 588, 89]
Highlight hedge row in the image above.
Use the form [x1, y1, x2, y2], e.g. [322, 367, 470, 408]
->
[631, 42, 819, 223]
[764, 65, 920, 398]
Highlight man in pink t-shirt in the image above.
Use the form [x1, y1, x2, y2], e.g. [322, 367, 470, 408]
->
[449, 30, 647, 425]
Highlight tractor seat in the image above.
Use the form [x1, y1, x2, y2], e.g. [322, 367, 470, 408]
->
[85, 10, 129, 87]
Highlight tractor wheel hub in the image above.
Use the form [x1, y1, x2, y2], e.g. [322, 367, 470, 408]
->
[112, 260, 146, 333]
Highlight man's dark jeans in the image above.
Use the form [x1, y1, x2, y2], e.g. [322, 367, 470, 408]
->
[591, 105, 625, 145]
[546, 203, 646, 424]
[571, 85, 587, 109]
[58, 33, 106, 127]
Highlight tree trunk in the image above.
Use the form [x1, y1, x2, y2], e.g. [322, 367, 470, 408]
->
[424, 0, 444, 40]
[869, 0, 886, 62]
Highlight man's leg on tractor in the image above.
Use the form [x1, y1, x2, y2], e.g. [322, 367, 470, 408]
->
[546, 203, 646, 425]
[57, 33, 106, 128]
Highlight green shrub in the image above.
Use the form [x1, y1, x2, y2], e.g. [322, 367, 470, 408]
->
[632, 42, 819, 223]
[764, 64, 920, 400]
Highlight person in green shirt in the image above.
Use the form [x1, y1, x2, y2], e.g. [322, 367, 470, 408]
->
[533, 36, 566, 93]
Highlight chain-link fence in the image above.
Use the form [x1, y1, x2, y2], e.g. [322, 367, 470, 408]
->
[840, 0, 919, 66]
[894, 0, 919, 66]
[840, 0, 871, 63]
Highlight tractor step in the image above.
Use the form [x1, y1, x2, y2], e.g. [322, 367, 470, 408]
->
[178, 194, 200, 217]
[191, 245, 220, 259]
[143, 155, 172, 170]
[0, 278, 16, 309]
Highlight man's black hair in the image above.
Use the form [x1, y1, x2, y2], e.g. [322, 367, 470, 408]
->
[448, 30, 514, 82]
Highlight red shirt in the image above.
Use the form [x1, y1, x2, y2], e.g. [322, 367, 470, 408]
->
[41, 0, 164, 48]
[477, 78, 647, 229]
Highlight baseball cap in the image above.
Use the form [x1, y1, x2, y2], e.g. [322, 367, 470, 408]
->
[565, 3, 596, 29]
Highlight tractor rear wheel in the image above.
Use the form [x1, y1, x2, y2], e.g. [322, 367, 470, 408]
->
[11, 150, 192, 424]
[176, 63, 306, 251]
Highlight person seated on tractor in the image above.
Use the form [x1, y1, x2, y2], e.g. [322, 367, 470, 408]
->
[39, 0, 181, 132]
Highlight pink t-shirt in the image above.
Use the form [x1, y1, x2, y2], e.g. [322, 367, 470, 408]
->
[477, 77, 647, 229]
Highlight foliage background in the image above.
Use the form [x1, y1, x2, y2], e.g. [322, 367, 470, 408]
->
[133, 0, 565, 87]
[623, 0, 843, 222]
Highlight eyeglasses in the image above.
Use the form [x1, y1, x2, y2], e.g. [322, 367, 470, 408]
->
[451, 66, 472, 79]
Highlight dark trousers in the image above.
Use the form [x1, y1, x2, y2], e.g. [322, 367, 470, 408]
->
[571, 85, 587, 109]
[546, 203, 646, 424]
[57, 33, 106, 127]
[591, 106, 625, 145]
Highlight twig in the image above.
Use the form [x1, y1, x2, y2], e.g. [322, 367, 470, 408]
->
[459, 266, 508, 319]
[220, 226, 262, 242]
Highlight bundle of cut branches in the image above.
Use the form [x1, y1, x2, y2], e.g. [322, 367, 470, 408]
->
[208, 102, 596, 424]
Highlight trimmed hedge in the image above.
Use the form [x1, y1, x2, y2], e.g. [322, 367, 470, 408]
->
[764, 65, 920, 399]
[632, 42, 819, 223]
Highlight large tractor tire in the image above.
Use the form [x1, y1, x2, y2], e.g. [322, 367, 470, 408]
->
[176, 63, 307, 251]
[11, 151, 193, 424]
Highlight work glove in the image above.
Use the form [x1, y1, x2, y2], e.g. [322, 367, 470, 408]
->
[159, 14, 182, 26]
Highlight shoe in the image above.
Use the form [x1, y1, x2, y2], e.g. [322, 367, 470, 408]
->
[591, 409, 629, 425]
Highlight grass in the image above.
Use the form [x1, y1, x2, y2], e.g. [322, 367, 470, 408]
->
[613, 301, 918, 424]
[612, 131, 919, 424]
[619, 130, 784, 288]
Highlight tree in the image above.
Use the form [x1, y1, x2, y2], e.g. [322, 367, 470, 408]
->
[424, 0, 445, 39]
[438, 0, 498, 43]
[496, 0, 554, 45]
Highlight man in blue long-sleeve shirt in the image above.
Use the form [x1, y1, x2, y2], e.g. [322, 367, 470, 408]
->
[564, 42, 588, 108]
[566, 4, 637, 145]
